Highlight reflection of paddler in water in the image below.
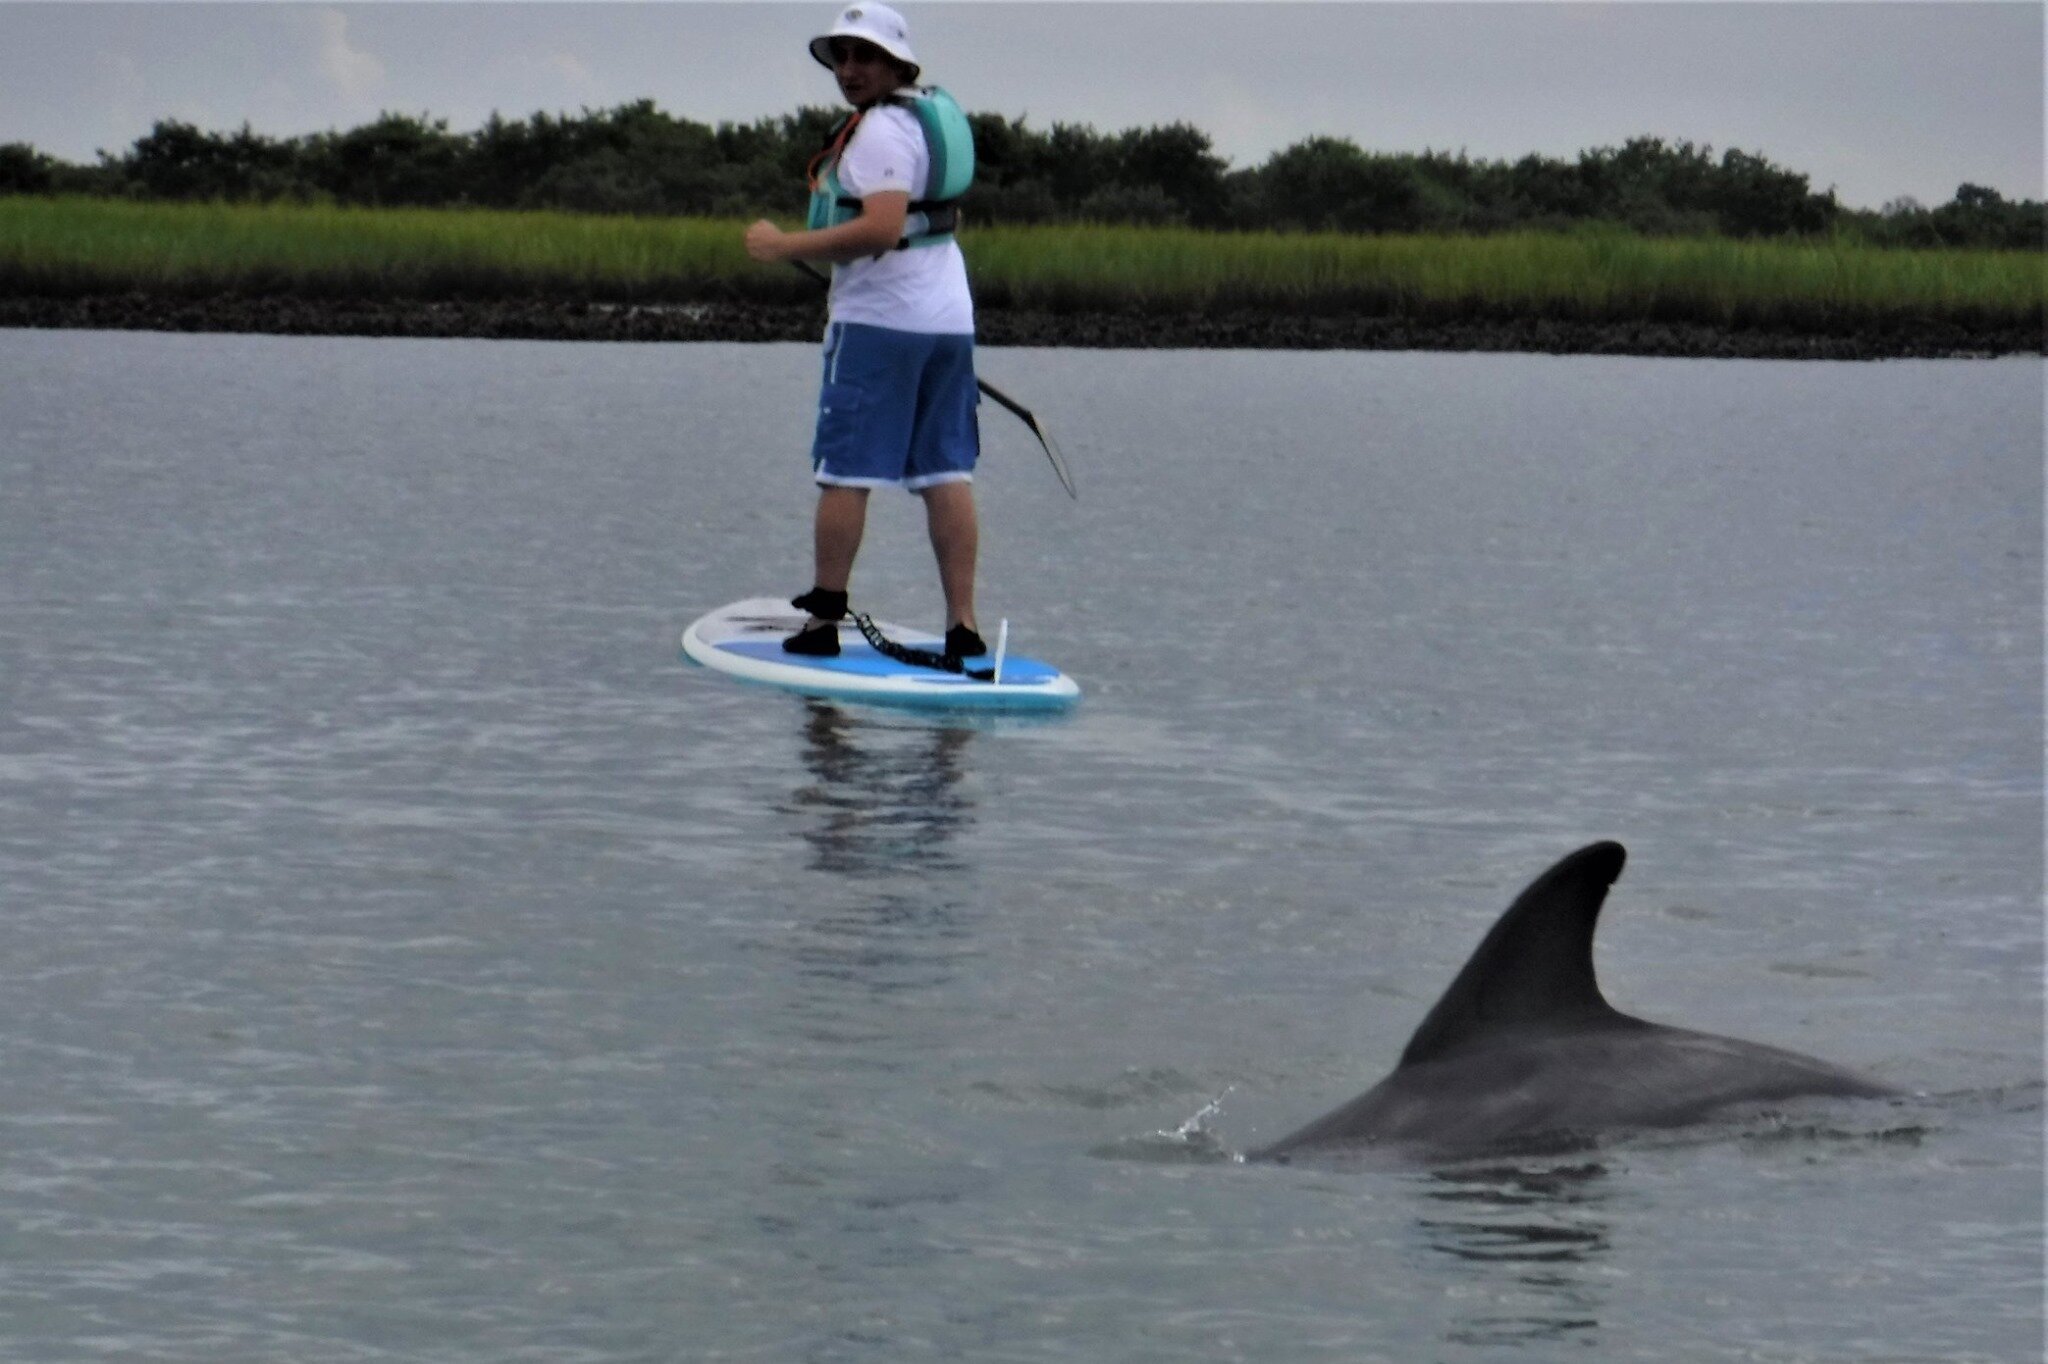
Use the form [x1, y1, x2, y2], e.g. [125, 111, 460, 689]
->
[788, 700, 975, 875]
[744, 2, 987, 663]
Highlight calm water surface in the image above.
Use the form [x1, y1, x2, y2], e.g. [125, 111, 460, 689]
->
[2, 330, 2040, 1361]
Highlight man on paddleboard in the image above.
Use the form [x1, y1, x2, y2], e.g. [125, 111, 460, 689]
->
[744, 2, 985, 661]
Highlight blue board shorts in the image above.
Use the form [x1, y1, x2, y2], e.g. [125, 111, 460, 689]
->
[811, 321, 980, 490]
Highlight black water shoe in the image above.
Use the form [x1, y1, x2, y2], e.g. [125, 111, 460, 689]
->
[945, 624, 987, 658]
[790, 587, 849, 621]
[783, 621, 841, 657]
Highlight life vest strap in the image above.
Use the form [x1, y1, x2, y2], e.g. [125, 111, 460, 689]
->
[806, 113, 863, 197]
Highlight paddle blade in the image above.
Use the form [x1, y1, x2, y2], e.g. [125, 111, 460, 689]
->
[975, 377, 1074, 499]
[1026, 412, 1079, 500]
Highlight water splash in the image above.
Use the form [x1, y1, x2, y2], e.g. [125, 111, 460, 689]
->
[1090, 1089, 1242, 1164]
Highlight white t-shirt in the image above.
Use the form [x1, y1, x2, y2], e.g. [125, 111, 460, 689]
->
[826, 104, 975, 336]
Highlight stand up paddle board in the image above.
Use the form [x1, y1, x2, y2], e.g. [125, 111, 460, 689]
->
[681, 597, 1080, 711]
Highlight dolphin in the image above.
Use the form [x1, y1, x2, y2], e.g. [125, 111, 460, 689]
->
[1253, 841, 1895, 1161]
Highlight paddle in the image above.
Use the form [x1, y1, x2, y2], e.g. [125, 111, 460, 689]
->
[790, 260, 1078, 500]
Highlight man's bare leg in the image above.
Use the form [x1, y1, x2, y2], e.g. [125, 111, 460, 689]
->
[920, 480, 978, 634]
[809, 485, 870, 614]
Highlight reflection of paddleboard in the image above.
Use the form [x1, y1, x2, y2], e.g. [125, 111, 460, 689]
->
[681, 597, 1080, 711]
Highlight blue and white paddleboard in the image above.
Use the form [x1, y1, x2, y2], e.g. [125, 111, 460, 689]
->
[681, 597, 1080, 711]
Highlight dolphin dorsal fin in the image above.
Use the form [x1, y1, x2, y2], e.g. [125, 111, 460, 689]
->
[1398, 841, 1630, 1067]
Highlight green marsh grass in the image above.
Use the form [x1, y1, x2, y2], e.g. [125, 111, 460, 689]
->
[4, 195, 2041, 332]
[0, 195, 748, 301]
[968, 223, 2046, 331]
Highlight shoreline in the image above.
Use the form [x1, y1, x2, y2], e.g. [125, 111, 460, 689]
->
[2, 293, 2038, 359]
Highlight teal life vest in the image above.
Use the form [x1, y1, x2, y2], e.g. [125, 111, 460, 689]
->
[805, 86, 974, 250]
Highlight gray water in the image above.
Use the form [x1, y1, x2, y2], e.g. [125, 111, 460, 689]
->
[2, 328, 2040, 1362]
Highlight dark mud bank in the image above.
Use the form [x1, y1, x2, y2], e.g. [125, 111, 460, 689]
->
[3, 292, 2037, 359]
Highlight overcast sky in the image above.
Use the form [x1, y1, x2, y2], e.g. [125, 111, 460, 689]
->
[2, 2, 2040, 210]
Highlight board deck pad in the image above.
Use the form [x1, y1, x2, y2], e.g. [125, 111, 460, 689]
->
[682, 598, 1080, 710]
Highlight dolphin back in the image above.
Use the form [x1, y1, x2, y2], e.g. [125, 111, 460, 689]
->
[1398, 840, 1631, 1067]
[1253, 841, 1897, 1160]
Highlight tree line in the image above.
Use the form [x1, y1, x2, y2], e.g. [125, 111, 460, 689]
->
[2, 101, 2038, 249]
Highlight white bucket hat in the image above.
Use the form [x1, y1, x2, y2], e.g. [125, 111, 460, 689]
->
[809, 4, 920, 78]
